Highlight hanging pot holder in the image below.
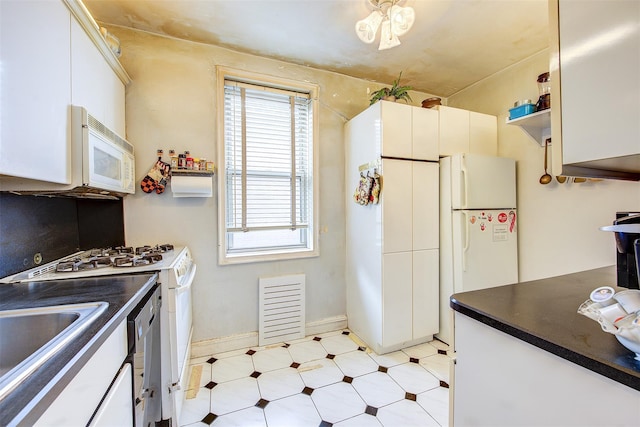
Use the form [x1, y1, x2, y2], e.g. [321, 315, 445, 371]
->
[370, 172, 381, 204]
[354, 172, 371, 205]
[352, 174, 363, 204]
[141, 160, 165, 193]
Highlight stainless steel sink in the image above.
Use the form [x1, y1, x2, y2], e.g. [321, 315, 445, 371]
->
[0, 302, 108, 399]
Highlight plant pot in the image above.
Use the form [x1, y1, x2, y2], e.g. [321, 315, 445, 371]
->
[382, 95, 396, 102]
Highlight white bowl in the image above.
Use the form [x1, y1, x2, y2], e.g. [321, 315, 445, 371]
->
[615, 335, 640, 361]
[613, 290, 640, 314]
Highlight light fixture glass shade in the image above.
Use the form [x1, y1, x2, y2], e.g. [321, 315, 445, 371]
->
[389, 5, 415, 37]
[378, 18, 401, 50]
[355, 11, 383, 44]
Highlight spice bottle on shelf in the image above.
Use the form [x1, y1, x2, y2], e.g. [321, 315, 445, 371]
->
[178, 152, 186, 169]
[193, 158, 200, 170]
[185, 151, 194, 169]
[169, 149, 178, 169]
[199, 158, 207, 171]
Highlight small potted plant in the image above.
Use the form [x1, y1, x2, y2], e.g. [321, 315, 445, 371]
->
[369, 71, 413, 105]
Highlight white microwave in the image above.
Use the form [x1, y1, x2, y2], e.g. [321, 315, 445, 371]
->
[76, 106, 135, 195]
[0, 106, 135, 199]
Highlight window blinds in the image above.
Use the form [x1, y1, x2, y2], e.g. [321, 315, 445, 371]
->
[224, 80, 312, 235]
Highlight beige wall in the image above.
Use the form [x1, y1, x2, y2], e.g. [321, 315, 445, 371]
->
[448, 50, 640, 281]
[109, 26, 439, 344]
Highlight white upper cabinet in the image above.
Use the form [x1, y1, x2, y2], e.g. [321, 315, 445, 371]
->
[0, 0, 129, 186]
[412, 106, 440, 161]
[469, 111, 498, 156]
[438, 106, 497, 157]
[439, 106, 469, 156]
[372, 101, 439, 161]
[0, 0, 72, 184]
[550, 0, 640, 180]
[71, 18, 126, 135]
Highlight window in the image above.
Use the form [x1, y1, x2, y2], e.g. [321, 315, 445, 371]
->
[217, 68, 318, 264]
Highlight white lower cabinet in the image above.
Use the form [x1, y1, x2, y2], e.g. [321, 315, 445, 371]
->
[35, 321, 130, 426]
[382, 252, 413, 346]
[89, 363, 133, 427]
[381, 249, 439, 348]
[453, 313, 640, 426]
[346, 162, 439, 353]
[412, 249, 439, 339]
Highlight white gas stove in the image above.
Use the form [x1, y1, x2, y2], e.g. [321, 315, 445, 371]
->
[0, 244, 183, 283]
[1, 244, 196, 425]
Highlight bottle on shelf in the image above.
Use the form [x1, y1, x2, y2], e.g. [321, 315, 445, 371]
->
[169, 149, 178, 169]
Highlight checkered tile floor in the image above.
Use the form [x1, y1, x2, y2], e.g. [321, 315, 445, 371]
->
[180, 330, 453, 426]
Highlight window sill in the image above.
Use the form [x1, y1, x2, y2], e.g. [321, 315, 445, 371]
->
[219, 247, 319, 265]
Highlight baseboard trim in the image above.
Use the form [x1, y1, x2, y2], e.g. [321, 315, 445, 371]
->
[305, 314, 348, 337]
[191, 315, 348, 358]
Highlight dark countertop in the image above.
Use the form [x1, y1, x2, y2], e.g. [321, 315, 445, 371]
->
[0, 272, 158, 426]
[451, 266, 640, 391]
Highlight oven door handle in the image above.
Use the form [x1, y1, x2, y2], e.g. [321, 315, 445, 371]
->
[175, 263, 197, 294]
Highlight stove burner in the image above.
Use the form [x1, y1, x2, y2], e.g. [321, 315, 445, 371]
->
[136, 246, 153, 255]
[89, 247, 134, 257]
[113, 254, 134, 267]
[135, 244, 174, 256]
[56, 256, 113, 272]
[114, 253, 163, 267]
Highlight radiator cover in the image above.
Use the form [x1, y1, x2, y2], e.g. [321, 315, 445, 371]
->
[259, 274, 306, 346]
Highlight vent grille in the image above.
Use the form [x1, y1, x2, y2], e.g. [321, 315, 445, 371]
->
[28, 264, 58, 279]
[259, 274, 305, 346]
[87, 113, 134, 154]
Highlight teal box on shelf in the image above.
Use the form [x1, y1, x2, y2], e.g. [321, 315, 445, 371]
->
[509, 103, 535, 120]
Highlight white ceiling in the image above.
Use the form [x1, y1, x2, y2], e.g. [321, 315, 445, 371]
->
[83, 0, 550, 97]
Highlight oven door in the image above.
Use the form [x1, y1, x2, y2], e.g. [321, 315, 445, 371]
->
[166, 263, 196, 421]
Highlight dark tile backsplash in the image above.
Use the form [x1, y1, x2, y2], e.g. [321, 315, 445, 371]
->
[0, 193, 124, 278]
[77, 198, 125, 249]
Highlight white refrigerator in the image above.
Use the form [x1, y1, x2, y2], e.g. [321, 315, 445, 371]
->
[437, 153, 518, 346]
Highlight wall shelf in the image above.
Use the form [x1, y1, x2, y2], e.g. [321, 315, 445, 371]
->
[170, 169, 214, 177]
[506, 109, 551, 146]
[170, 170, 213, 197]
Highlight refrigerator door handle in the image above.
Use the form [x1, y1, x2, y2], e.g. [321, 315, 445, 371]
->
[460, 161, 468, 209]
[462, 211, 470, 271]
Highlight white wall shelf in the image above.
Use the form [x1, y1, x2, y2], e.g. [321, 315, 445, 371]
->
[170, 170, 213, 197]
[506, 109, 551, 146]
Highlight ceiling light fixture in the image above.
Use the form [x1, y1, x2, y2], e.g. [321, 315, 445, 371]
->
[355, 0, 415, 50]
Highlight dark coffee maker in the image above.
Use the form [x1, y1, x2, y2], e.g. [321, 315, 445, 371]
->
[611, 212, 640, 289]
